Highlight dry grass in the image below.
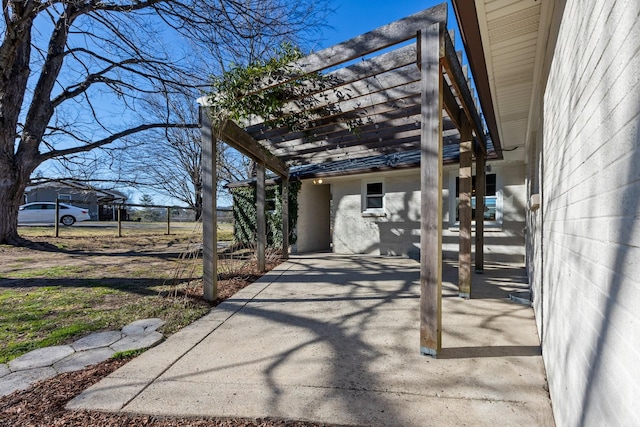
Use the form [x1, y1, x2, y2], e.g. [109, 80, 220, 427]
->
[0, 222, 276, 364]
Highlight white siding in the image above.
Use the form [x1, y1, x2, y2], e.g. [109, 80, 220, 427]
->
[539, 1, 640, 425]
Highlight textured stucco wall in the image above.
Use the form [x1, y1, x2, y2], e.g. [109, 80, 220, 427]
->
[331, 170, 421, 257]
[296, 180, 331, 253]
[538, 1, 640, 425]
[328, 166, 525, 262]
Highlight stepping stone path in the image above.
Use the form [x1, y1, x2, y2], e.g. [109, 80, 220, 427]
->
[0, 318, 164, 397]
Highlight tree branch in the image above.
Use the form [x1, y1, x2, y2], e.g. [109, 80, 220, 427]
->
[39, 122, 199, 162]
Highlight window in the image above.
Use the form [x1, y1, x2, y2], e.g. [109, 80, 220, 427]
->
[362, 181, 385, 215]
[366, 182, 383, 209]
[452, 173, 501, 226]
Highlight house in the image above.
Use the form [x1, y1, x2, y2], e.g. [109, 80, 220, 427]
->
[202, 1, 640, 424]
[289, 148, 525, 264]
[452, 0, 640, 425]
[24, 180, 127, 221]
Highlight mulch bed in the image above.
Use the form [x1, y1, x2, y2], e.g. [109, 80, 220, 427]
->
[0, 358, 335, 426]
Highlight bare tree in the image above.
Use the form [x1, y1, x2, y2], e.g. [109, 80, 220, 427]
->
[0, 0, 330, 244]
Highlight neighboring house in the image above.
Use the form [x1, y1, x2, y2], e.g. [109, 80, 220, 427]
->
[24, 180, 127, 221]
[453, 0, 640, 425]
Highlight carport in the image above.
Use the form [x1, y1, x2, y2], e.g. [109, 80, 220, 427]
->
[199, 3, 492, 357]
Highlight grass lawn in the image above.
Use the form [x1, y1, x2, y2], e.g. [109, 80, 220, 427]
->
[0, 221, 253, 364]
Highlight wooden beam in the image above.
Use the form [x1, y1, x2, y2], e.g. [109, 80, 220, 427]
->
[252, 93, 424, 145]
[442, 75, 462, 129]
[266, 64, 421, 121]
[419, 22, 444, 358]
[458, 118, 472, 298]
[274, 120, 423, 158]
[284, 128, 460, 164]
[220, 119, 289, 178]
[257, 163, 266, 273]
[251, 3, 447, 93]
[451, 0, 503, 157]
[200, 107, 217, 301]
[282, 178, 289, 260]
[243, 45, 418, 126]
[441, 31, 487, 152]
[475, 148, 485, 273]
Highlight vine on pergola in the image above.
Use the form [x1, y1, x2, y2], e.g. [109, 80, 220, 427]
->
[206, 43, 364, 135]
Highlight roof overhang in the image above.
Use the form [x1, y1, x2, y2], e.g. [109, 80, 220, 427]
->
[452, 0, 563, 163]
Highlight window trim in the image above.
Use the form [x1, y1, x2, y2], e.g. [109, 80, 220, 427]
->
[361, 179, 386, 217]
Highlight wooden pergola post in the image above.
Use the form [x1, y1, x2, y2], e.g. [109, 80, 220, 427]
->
[458, 118, 473, 298]
[256, 162, 266, 272]
[200, 107, 218, 301]
[475, 148, 485, 273]
[419, 22, 444, 358]
[282, 177, 289, 260]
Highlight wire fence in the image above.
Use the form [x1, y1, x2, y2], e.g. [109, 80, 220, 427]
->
[44, 199, 231, 237]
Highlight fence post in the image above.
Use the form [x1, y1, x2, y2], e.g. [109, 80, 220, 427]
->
[166, 207, 171, 235]
[55, 199, 60, 237]
[117, 205, 122, 237]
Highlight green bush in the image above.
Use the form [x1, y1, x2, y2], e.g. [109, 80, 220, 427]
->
[231, 180, 300, 247]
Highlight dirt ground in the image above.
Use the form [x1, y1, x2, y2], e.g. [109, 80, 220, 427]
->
[0, 228, 337, 426]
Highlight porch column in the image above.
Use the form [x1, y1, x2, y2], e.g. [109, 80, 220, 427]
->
[200, 107, 217, 301]
[475, 148, 485, 273]
[419, 22, 444, 357]
[256, 162, 266, 272]
[282, 177, 289, 260]
[458, 118, 472, 298]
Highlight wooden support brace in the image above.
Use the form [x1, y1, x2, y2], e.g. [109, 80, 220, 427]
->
[257, 162, 266, 273]
[442, 31, 487, 153]
[221, 119, 288, 178]
[458, 118, 473, 298]
[475, 148, 486, 273]
[282, 178, 290, 260]
[419, 22, 444, 358]
[200, 107, 218, 301]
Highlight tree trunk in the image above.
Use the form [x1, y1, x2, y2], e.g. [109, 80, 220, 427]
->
[0, 161, 30, 245]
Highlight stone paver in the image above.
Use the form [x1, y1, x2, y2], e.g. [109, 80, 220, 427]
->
[121, 318, 164, 335]
[0, 318, 165, 397]
[72, 331, 123, 351]
[54, 347, 117, 374]
[110, 331, 163, 353]
[0, 367, 57, 396]
[9, 345, 75, 371]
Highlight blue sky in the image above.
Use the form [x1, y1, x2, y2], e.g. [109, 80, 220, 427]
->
[318, 1, 460, 49]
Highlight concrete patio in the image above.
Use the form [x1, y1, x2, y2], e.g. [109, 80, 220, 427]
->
[68, 254, 554, 426]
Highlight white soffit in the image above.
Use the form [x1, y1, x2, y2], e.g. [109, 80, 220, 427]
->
[475, 0, 553, 162]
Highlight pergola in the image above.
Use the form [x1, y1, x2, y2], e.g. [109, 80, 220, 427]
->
[199, 2, 491, 357]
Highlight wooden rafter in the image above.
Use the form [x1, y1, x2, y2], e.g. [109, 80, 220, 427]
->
[250, 4, 448, 94]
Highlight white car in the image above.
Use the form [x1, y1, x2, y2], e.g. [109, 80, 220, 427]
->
[18, 202, 91, 226]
